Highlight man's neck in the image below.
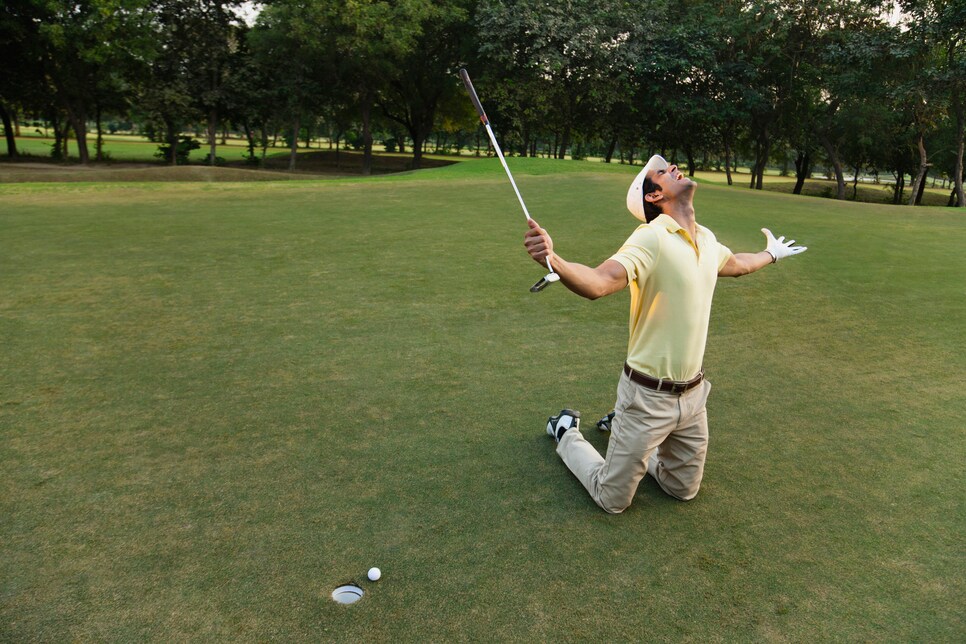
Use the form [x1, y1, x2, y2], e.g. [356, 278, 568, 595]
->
[663, 202, 697, 239]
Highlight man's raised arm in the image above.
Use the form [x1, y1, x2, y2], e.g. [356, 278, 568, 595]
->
[524, 219, 628, 300]
[719, 228, 807, 278]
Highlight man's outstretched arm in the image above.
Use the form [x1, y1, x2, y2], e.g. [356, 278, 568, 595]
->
[524, 219, 627, 300]
[719, 228, 807, 278]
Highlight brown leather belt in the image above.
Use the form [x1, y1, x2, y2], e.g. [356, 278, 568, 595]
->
[623, 363, 704, 395]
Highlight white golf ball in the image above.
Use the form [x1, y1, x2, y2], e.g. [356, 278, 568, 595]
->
[367, 567, 381, 582]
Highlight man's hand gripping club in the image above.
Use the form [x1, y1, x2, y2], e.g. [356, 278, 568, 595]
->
[524, 219, 628, 300]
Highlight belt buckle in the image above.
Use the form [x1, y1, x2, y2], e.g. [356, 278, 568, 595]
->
[670, 381, 686, 395]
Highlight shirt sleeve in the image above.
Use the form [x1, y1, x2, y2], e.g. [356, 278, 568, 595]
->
[609, 225, 659, 282]
[716, 241, 733, 271]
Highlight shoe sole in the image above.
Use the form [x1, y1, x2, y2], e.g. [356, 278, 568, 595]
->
[547, 409, 581, 441]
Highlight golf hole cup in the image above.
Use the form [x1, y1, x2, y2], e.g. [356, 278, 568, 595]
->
[367, 567, 381, 582]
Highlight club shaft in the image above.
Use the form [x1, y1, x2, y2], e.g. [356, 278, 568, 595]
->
[461, 68, 554, 278]
[482, 122, 554, 274]
[482, 122, 531, 221]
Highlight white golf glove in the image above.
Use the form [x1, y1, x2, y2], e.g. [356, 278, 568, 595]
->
[761, 228, 807, 262]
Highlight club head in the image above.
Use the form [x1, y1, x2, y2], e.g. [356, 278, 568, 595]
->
[529, 271, 560, 293]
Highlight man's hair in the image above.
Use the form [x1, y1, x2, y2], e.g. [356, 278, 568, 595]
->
[642, 175, 662, 223]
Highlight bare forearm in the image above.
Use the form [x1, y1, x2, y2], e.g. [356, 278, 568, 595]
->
[523, 219, 627, 298]
[551, 255, 627, 299]
[721, 251, 773, 277]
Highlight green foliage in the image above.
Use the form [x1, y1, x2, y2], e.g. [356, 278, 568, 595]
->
[47, 139, 63, 160]
[2, 0, 962, 202]
[154, 136, 200, 165]
[344, 130, 363, 150]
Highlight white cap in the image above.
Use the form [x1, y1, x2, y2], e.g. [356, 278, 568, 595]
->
[626, 155, 669, 222]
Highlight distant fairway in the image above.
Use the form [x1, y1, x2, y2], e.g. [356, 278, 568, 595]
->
[1, 160, 964, 640]
[8, 133, 255, 163]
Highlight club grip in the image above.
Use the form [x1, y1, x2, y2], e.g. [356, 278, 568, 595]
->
[459, 68, 488, 125]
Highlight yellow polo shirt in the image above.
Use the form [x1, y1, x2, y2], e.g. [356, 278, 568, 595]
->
[610, 214, 733, 381]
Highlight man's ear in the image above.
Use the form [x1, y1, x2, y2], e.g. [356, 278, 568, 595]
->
[644, 190, 663, 205]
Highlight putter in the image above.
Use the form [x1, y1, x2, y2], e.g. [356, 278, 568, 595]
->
[459, 68, 560, 293]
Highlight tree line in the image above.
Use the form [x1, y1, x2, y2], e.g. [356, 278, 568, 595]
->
[1, 0, 963, 206]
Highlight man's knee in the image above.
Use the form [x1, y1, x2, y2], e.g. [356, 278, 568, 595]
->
[598, 499, 630, 514]
[669, 487, 700, 502]
[657, 476, 701, 501]
[652, 453, 705, 501]
[596, 486, 633, 514]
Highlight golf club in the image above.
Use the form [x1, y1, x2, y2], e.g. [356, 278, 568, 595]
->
[459, 68, 560, 293]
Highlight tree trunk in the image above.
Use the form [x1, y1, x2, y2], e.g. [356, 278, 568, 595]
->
[0, 102, 18, 157]
[95, 104, 105, 162]
[558, 125, 571, 160]
[819, 134, 846, 199]
[50, 112, 64, 160]
[724, 138, 733, 186]
[64, 102, 90, 164]
[243, 120, 256, 162]
[411, 110, 436, 170]
[793, 149, 810, 195]
[260, 123, 269, 162]
[852, 162, 861, 200]
[208, 107, 218, 166]
[685, 144, 696, 177]
[604, 136, 617, 163]
[892, 171, 905, 205]
[755, 135, 771, 190]
[63, 120, 72, 159]
[411, 131, 424, 169]
[288, 113, 300, 171]
[165, 117, 177, 165]
[361, 93, 373, 176]
[907, 132, 927, 207]
[915, 170, 927, 205]
[749, 139, 758, 189]
[954, 96, 965, 207]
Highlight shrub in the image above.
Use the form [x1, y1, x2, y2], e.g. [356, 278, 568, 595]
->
[154, 137, 201, 165]
[344, 130, 363, 151]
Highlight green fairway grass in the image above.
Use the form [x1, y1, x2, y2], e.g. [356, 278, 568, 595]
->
[1, 159, 964, 640]
[7, 133, 255, 163]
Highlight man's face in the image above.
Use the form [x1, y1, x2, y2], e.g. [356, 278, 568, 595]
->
[646, 163, 695, 205]
[644, 164, 697, 212]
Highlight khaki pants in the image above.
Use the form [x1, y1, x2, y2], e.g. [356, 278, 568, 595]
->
[557, 372, 712, 513]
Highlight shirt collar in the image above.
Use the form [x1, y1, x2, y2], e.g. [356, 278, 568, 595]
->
[651, 213, 703, 249]
[651, 213, 681, 233]
[652, 213, 684, 233]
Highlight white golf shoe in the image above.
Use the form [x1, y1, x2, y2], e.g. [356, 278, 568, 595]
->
[596, 411, 616, 432]
[547, 409, 581, 443]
